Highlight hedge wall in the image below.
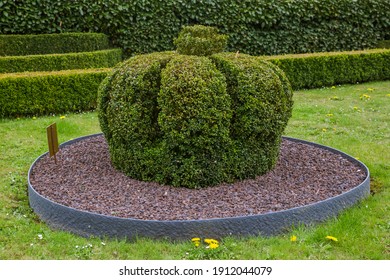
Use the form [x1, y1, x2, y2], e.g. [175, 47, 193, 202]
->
[0, 49, 122, 73]
[2, 48, 388, 118]
[0, 69, 109, 117]
[265, 49, 390, 89]
[0, 32, 110, 56]
[0, 0, 388, 56]
[377, 40, 390, 49]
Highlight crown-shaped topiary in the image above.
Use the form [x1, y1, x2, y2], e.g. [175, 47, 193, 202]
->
[98, 25, 293, 188]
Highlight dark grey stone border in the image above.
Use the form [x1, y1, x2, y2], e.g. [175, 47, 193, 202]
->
[28, 133, 370, 240]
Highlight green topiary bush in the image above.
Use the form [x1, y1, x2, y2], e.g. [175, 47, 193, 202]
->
[98, 26, 293, 188]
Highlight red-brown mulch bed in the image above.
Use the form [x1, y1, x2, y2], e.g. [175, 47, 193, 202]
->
[29, 135, 366, 221]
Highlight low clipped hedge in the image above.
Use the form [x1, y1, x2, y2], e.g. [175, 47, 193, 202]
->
[0, 69, 109, 118]
[0, 49, 123, 73]
[3, 48, 389, 118]
[0, 33, 110, 56]
[265, 49, 390, 89]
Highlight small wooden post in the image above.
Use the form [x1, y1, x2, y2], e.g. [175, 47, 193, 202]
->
[47, 123, 59, 164]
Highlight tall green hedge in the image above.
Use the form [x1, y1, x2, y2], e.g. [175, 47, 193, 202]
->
[0, 0, 388, 56]
[0, 33, 110, 56]
[0, 69, 109, 117]
[0, 49, 122, 73]
[265, 49, 390, 89]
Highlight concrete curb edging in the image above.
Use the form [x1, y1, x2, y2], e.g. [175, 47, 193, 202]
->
[28, 134, 370, 240]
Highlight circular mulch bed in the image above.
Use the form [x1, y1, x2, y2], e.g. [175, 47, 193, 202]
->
[28, 134, 370, 239]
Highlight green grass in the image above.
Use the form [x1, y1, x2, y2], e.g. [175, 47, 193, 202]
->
[0, 81, 389, 260]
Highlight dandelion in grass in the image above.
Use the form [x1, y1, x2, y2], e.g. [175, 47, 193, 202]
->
[331, 86, 336, 89]
[367, 88, 375, 91]
[326, 113, 333, 117]
[386, 94, 390, 97]
[204, 238, 219, 249]
[290, 235, 297, 242]
[329, 96, 341, 101]
[191, 237, 201, 247]
[32, 116, 36, 120]
[60, 115, 66, 120]
[322, 128, 327, 132]
[325, 235, 338, 242]
[360, 94, 371, 101]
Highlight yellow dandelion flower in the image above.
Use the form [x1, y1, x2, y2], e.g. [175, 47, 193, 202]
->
[290, 235, 297, 242]
[208, 243, 219, 249]
[360, 94, 371, 100]
[60, 115, 66, 119]
[191, 237, 201, 247]
[367, 88, 375, 91]
[331, 86, 336, 89]
[322, 128, 327, 132]
[326, 235, 338, 242]
[386, 94, 390, 97]
[326, 113, 333, 117]
[329, 96, 341, 101]
[204, 238, 219, 245]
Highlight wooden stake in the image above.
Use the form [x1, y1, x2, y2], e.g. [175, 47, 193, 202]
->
[47, 123, 59, 164]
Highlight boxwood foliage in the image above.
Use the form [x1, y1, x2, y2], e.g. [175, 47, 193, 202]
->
[98, 29, 293, 187]
[174, 25, 228, 56]
[0, 49, 122, 73]
[265, 49, 390, 89]
[210, 52, 293, 179]
[0, 69, 109, 117]
[0, 0, 388, 55]
[0, 33, 110, 56]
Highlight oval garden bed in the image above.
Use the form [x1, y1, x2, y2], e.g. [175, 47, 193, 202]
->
[28, 133, 370, 240]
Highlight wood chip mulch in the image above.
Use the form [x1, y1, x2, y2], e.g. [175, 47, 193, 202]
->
[30, 135, 367, 221]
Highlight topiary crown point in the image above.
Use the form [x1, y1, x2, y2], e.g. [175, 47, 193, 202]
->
[174, 25, 228, 56]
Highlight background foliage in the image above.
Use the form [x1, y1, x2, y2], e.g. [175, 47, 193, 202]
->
[0, 0, 389, 56]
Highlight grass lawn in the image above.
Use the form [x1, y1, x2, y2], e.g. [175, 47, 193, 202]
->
[0, 80, 389, 260]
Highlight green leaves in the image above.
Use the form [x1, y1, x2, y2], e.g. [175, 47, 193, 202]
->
[174, 25, 228, 56]
[99, 44, 293, 187]
[0, 0, 388, 56]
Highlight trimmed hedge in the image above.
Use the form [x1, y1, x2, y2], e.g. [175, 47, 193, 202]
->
[377, 40, 390, 49]
[0, 69, 109, 118]
[0, 33, 110, 56]
[4, 48, 389, 118]
[0, 0, 388, 56]
[265, 49, 390, 89]
[0, 49, 123, 73]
